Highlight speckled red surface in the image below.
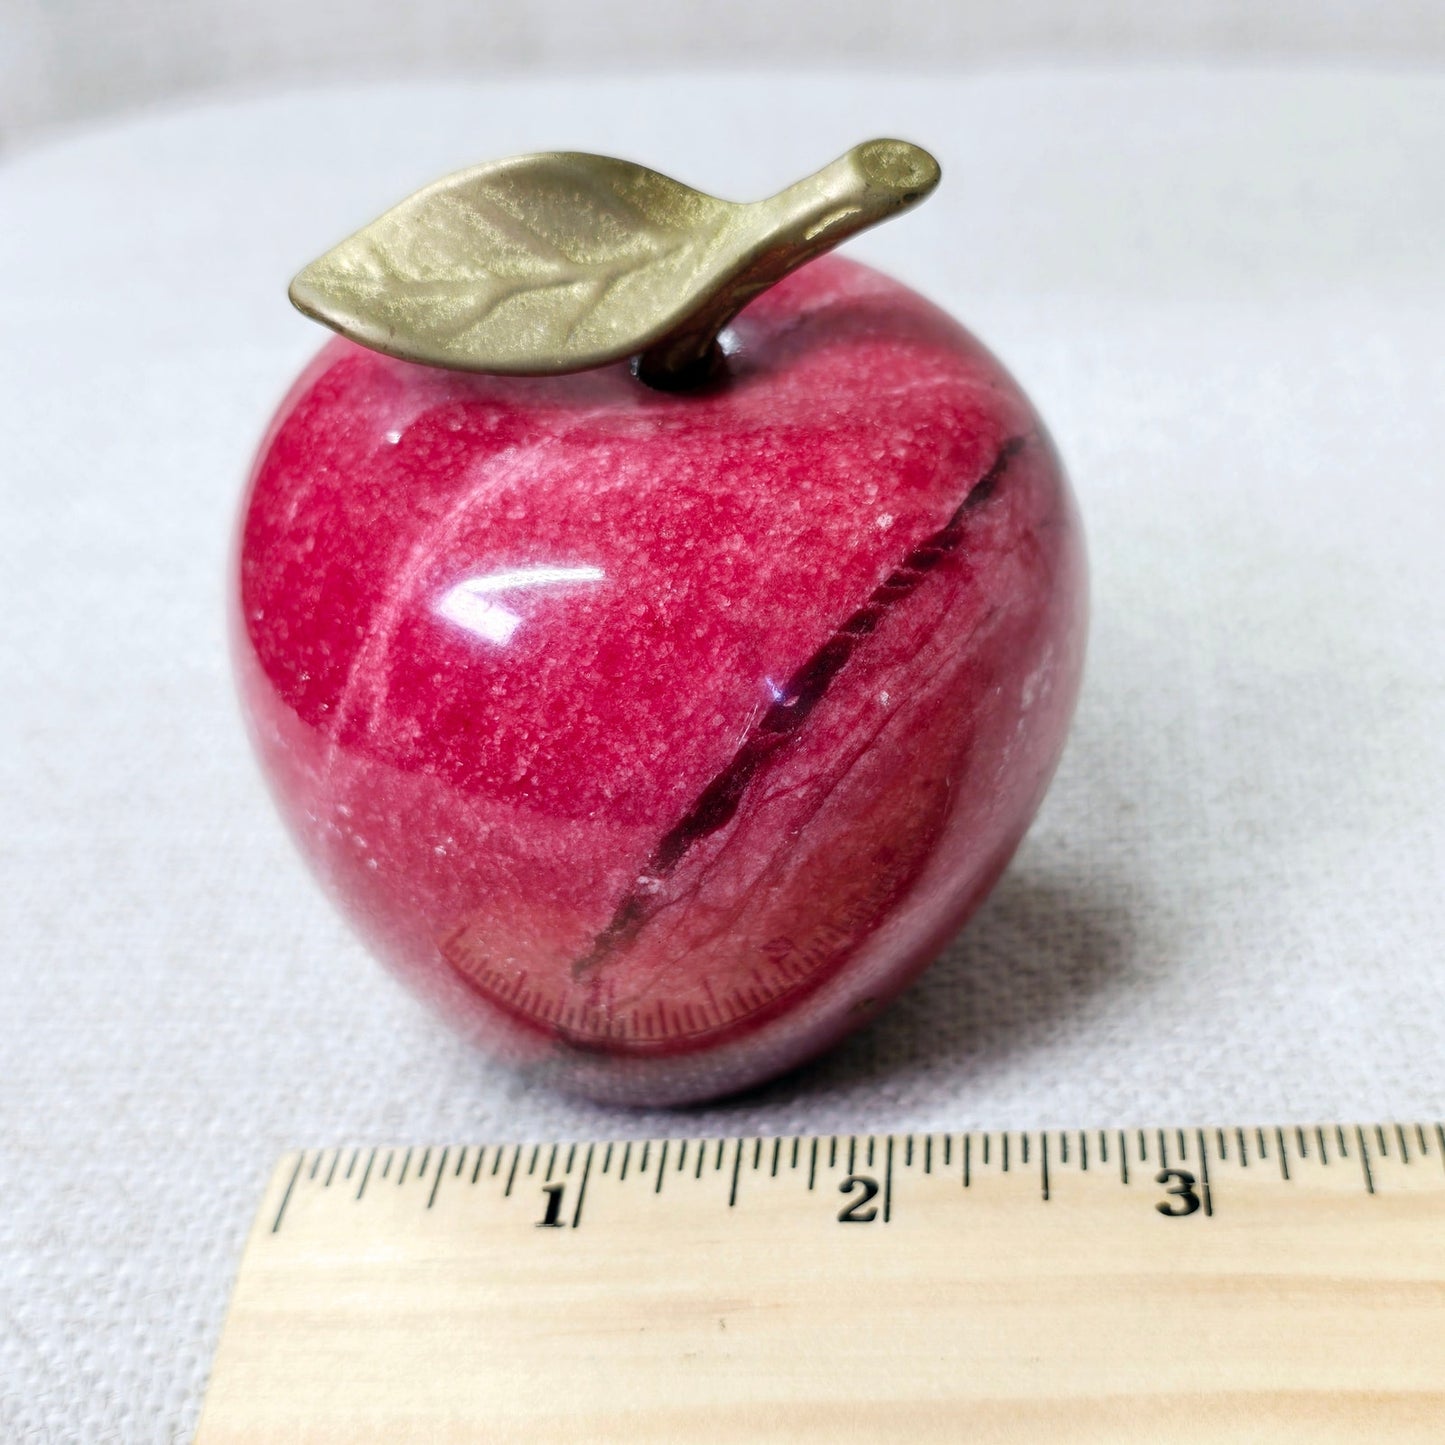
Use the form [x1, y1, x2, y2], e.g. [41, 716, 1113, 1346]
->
[234, 256, 1087, 1103]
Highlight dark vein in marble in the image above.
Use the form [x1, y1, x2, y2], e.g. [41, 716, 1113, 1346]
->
[573, 435, 1025, 977]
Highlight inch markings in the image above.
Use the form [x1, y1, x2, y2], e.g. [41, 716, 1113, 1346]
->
[263, 1123, 1441, 1238]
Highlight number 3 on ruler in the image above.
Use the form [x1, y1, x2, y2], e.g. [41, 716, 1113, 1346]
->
[1155, 1168, 1201, 1217]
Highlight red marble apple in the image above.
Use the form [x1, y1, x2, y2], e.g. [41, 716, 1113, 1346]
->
[233, 145, 1086, 1104]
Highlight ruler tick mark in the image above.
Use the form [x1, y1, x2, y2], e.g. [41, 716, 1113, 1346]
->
[1317, 1127, 1329, 1165]
[427, 1148, 449, 1209]
[808, 1137, 818, 1191]
[308, 1152, 321, 1181]
[1375, 1125, 1388, 1158]
[571, 1143, 594, 1228]
[770, 1138, 780, 1177]
[694, 1143, 705, 1179]
[964, 1134, 971, 1189]
[883, 1136, 894, 1223]
[356, 1148, 376, 1201]
[454, 1148, 466, 1177]
[271, 1154, 304, 1233]
[1118, 1131, 1128, 1186]
[655, 1141, 669, 1193]
[1357, 1126, 1376, 1195]
[1196, 1130, 1214, 1216]
[1275, 1128, 1290, 1181]
[925, 1135, 933, 1175]
[504, 1146, 521, 1198]
[619, 1142, 632, 1182]
[1041, 1134, 1050, 1202]
[471, 1148, 486, 1185]
[324, 1151, 340, 1188]
[729, 1140, 743, 1207]
[1395, 1124, 1409, 1164]
[545, 1144, 559, 1183]
[791, 1137, 800, 1171]
[1080, 1132, 1088, 1171]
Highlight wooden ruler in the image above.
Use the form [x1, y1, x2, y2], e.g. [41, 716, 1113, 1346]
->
[196, 1123, 1445, 1443]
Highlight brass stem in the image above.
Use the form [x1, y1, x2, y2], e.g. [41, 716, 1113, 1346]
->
[634, 139, 940, 390]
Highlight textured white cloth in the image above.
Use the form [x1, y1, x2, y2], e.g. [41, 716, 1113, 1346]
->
[2, 71, 1444, 1442]
[8, 2, 1445, 143]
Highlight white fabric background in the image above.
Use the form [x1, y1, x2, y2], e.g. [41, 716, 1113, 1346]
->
[7, 1, 1445, 143]
[2, 70, 1444, 1441]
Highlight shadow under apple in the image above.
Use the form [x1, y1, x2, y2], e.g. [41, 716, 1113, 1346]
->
[693, 861, 1147, 1118]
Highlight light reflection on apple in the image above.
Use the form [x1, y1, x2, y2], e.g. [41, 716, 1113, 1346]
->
[435, 564, 606, 646]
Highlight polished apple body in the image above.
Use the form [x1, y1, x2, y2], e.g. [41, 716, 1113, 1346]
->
[234, 255, 1086, 1104]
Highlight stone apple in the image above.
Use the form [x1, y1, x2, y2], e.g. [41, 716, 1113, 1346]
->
[233, 148, 1086, 1104]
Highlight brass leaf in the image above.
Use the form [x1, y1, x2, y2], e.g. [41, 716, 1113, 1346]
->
[289, 139, 940, 383]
